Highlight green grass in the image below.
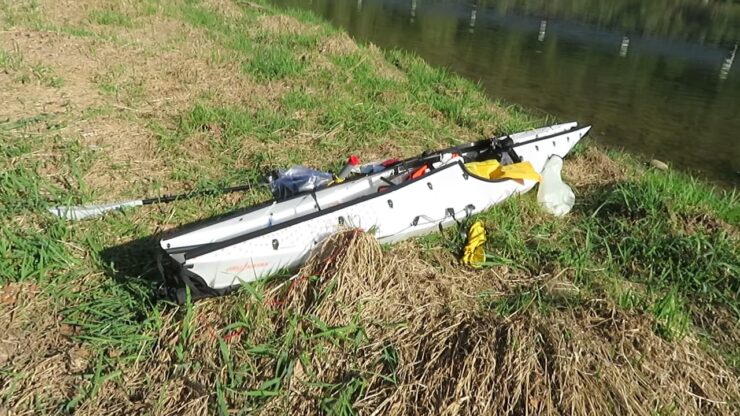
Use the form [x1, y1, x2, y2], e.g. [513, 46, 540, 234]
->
[89, 9, 134, 27]
[243, 44, 307, 81]
[30, 63, 64, 87]
[0, 0, 43, 28]
[93, 63, 147, 106]
[0, 47, 23, 72]
[448, 166, 739, 366]
[1, 0, 738, 414]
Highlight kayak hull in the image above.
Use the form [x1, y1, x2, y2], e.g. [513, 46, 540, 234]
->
[159, 123, 590, 301]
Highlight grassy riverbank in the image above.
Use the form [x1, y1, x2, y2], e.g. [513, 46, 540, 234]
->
[1, 0, 738, 414]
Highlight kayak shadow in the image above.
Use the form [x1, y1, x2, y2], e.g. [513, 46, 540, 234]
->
[98, 234, 167, 304]
[570, 179, 639, 219]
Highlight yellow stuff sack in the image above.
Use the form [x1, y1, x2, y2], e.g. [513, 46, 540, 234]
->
[461, 221, 486, 267]
[465, 160, 541, 182]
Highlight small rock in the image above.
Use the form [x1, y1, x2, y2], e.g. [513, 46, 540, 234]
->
[59, 324, 78, 337]
[650, 159, 669, 171]
[67, 345, 90, 374]
[0, 288, 16, 307]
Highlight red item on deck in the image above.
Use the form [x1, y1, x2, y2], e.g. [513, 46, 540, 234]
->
[410, 166, 428, 180]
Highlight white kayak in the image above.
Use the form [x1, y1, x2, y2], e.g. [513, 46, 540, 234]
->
[159, 122, 590, 301]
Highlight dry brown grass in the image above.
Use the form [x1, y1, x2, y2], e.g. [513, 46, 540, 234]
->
[267, 230, 739, 415]
[257, 14, 309, 35]
[36, 0, 92, 27]
[70, 117, 167, 195]
[0, 283, 87, 415]
[204, 0, 247, 19]
[0, 30, 106, 120]
[563, 146, 628, 188]
[319, 33, 359, 56]
[1, 230, 738, 415]
[366, 44, 406, 82]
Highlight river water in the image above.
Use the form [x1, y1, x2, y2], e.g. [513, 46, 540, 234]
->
[272, 0, 739, 186]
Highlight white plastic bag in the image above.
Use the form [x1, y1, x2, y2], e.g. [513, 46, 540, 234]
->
[537, 156, 575, 217]
[270, 166, 333, 200]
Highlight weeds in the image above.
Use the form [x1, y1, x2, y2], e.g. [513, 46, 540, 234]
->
[89, 9, 134, 27]
[0, 48, 63, 87]
[0, 47, 23, 73]
[0, 0, 737, 414]
[652, 286, 691, 341]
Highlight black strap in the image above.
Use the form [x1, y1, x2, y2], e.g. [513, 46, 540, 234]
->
[310, 191, 321, 211]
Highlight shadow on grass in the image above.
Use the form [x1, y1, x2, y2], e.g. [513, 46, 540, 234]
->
[98, 234, 166, 306]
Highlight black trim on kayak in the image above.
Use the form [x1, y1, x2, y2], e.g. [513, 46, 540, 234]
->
[159, 254, 236, 303]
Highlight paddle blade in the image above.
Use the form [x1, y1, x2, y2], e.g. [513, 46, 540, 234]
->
[49, 200, 144, 220]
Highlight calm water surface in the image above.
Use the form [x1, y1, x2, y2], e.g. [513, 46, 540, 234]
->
[273, 0, 740, 186]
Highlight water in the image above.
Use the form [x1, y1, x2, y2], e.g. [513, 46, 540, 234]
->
[272, 0, 740, 186]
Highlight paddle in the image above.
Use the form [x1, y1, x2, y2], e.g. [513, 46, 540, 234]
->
[49, 183, 259, 220]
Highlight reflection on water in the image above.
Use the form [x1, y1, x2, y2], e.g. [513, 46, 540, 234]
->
[273, 0, 740, 185]
[720, 44, 737, 81]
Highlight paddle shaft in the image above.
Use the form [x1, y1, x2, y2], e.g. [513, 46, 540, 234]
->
[140, 183, 257, 205]
[50, 182, 264, 220]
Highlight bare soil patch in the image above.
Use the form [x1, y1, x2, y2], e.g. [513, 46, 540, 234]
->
[0, 30, 107, 120]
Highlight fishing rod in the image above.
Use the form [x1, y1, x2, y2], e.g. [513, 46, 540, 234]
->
[49, 183, 261, 220]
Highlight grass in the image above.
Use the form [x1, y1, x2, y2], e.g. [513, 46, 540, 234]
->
[0, 47, 24, 72]
[243, 44, 307, 81]
[89, 9, 134, 27]
[464, 169, 738, 339]
[0, 47, 64, 87]
[0, 0, 738, 415]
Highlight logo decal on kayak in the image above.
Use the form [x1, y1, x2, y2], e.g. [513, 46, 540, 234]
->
[226, 261, 269, 274]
